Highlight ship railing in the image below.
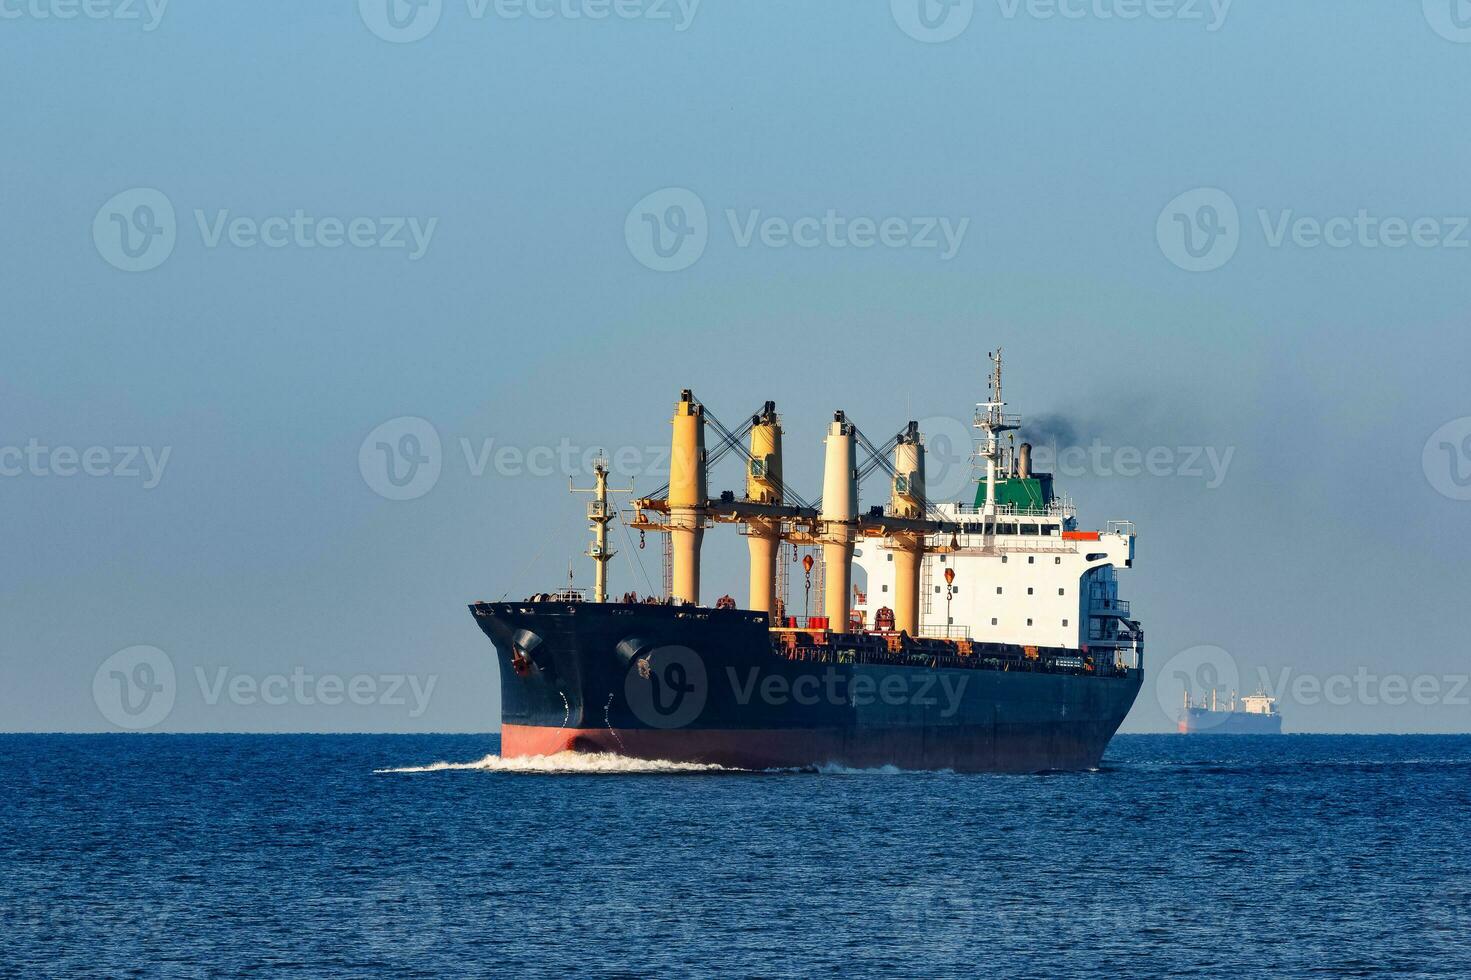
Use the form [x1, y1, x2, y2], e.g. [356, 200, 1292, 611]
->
[920, 625, 970, 640]
[1105, 520, 1135, 536]
[767, 639, 1136, 680]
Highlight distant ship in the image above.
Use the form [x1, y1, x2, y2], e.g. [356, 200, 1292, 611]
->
[1178, 689, 1282, 734]
[471, 350, 1145, 772]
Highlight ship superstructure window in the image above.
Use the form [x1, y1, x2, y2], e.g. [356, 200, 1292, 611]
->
[996, 587, 1003, 594]
[1027, 587, 1034, 595]
[991, 618, 997, 625]
[1027, 618, 1033, 626]
[1062, 619, 1069, 627]
[1058, 588, 1065, 595]
[1028, 556, 1035, 564]
[1001, 556, 1008, 563]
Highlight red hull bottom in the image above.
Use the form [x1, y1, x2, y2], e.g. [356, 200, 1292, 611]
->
[500, 723, 1113, 773]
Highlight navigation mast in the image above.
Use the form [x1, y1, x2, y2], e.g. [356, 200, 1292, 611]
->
[976, 348, 1021, 518]
[570, 458, 631, 603]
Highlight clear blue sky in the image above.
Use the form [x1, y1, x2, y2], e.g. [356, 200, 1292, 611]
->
[4, 1, 1470, 733]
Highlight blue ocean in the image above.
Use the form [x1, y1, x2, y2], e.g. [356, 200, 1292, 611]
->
[4, 734, 1469, 978]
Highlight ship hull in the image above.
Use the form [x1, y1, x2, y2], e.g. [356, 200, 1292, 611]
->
[1178, 710, 1282, 735]
[473, 601, 1143, 773]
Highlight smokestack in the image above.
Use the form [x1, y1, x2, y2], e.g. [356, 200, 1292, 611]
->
[890, 422, 926, 636]
[668, 390, 706, 604]
[1018, 442, 1032, 480]
[746, 401, 782, 616]
[820, 411, 857, 631]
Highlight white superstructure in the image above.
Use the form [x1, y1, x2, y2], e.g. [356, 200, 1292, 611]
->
[850, 352, 1143, 671]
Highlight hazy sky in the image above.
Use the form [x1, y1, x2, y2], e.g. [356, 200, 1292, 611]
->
[4, 1, 1469, 734]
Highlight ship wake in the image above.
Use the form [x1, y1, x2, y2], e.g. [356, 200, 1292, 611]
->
[375, 751, 732, 775]
[377, 753, 929, 776]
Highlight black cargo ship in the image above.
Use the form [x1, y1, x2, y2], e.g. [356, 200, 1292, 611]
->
[472, 600, 1142, 772]
[472, 357, 1145, 772]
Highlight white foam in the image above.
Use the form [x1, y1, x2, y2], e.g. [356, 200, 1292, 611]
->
[375, 751, 731, 775]
[376, 752, 941, 776]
